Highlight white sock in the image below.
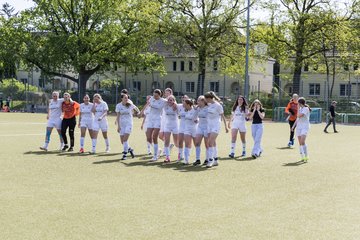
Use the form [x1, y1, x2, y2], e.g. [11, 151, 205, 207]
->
[105, 138, 109, 147]
[184, 147, 190, 162]
[44, 142, 49, 148]
[214, 147, 218, 159]
[123, 141, 129, 153]
[230, 142, 235, 154]
[80, 137, 85, 148]
[179, 147, 183, 158]
[164, 146, 169, 157]
[195, 146, 201, 160]
[303, 144, 308, 157]
[206, 148, 210, 160]
[208, 147, 213, 160]
[300, 145, 304, 158]
[92, 139, 97, 151]
[242, 143, 246, 151]
[154, 144, 158, 157]
[147, 142, 152, 152]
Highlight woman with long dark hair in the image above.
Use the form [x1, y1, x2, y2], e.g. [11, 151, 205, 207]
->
[248, 99, 265, 159]
[228, 95, 248, 158]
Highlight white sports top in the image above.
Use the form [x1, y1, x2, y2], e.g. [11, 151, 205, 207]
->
[163, 104, 179, 124]
[80, 103, 94, 119]
[207, 101, 223, 123]
[94, 101, 109, 119]
[185, 108, 198, 128]
[148, 97, 167, 120]
[196, 106, 208, 127]
[116, 103, 135, 124]
[232, 106, 248, 123]
[48, 98, 64, 120]
[297, 106, 310, 129]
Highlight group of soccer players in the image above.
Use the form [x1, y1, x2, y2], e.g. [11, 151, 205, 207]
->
[40, 89, 312, 166]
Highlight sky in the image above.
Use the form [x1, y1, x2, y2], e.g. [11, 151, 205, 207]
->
[0, 0, 34, 11]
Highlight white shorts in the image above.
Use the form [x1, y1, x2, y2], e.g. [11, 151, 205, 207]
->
[160, 118, 166, 132]
[146, 118, 161, 129]
[92, 119, 108, 132]
[47, 118, 62, 129]
[296, 127, 309, 136]
[178, 120, 186, 134]
[164, 124, 179, 134]
[196, 126, 208, 137]
[232, 121, 246, 133]
[119, 124, 132, 136]
[184, 126, 197, 137]
[208, 123, 221, 134]
[80, 118, 93, 129]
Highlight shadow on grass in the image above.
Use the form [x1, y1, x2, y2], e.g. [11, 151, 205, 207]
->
[236, 156, 257, 161]
[277, 147, 293, 150]
[120, 160, 213, 172]
[93, 159, 121, 164]
[24, 150, 60, 155]
[282, 160, 307, 167]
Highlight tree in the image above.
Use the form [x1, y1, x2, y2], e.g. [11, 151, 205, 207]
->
[260, 0, 346, 94]
[15, 0, 163, 100]
[159, 0, 249, 96]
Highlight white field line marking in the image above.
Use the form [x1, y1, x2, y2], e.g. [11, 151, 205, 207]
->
[0, 133, 43, 137]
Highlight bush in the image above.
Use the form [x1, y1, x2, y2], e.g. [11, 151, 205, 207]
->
[0, 78, 38, 100]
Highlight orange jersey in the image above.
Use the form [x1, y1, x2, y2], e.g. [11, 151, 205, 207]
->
[62, 101, 80, 119]
[285, 100, 298, 121]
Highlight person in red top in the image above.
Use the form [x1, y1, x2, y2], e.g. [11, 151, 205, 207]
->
[285, 93, 299, 147]
[61, 92, 80, 151]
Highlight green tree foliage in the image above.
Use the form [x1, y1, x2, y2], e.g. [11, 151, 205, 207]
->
[14, 0, 163, 100]
[159, 0, 249, 96]
[0, 78, 37, 99]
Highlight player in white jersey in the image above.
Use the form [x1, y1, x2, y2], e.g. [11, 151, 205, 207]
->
[177, 95, 189, 162]
[291, 97, 311, 162]
[182, 99, 198, 165]
[204, 91, 229, 168]
[91, 93, 110, 153]
[40, 91, 65, 151]
[228, 95, 249, 158]
[140, 96, 152, 155]
[163, 95, 179, 163]
[192, 96, 209, 166]
[158, 88, 174, 157]
[140, 89, 167, 161]
[116, 93, 140, 160]
[78, 94, 94, 153]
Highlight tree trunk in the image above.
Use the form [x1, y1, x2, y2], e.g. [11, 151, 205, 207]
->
[77, 72, 91, 102]
[197, 50, 206, 97]
[292, 55, 303, 95]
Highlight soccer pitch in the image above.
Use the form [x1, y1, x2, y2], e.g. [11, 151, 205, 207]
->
[0, 113, 359, 240]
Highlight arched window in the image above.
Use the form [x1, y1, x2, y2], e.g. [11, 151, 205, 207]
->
[165, 81, 174, 90]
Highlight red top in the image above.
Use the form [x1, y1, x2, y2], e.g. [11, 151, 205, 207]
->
[62, 101, 80, 119]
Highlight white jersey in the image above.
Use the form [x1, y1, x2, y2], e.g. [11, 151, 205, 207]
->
[297, 106, 310, 129]
[148, 97, 167, 121]
[178, 104, 186, 125]
[184, 108, 198, 129]
[80, 103, 94, 120]
[116, 103, 135, 124]
[207, 101, 223, 123]
[196, 106, 208, 129]
[94, 101, 109, 119]
[232, 106, 248, 124]
[48, 98, 64, 120]
[163, 104, 179, 127]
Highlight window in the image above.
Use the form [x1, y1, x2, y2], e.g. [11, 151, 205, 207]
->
[185, 82, 195, 93]
[309, 83, 320, 96]
[340, 84, 351, 96]
[172, 61, 177, 71]
[132, 81, 141, 91]
[213, 60, 218, 71]
[304, 64, 309, 72]
[180, 61, 185, 71]
[189, 61, 193, 71]
[210, 81, 219, 92]
[20, 78, 28, 84]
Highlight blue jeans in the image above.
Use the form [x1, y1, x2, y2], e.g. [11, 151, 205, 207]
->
[251, 123, 263, 155]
